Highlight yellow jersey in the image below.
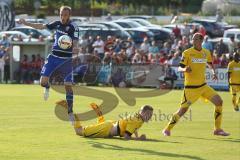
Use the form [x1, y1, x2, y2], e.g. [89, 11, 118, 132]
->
[228, 61, 240, 85]
[180, 47, 212, 87]
[118, 113, 144, 137]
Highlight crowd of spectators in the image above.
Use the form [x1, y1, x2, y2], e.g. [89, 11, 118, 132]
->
[0, 23, 239, 85]
[78, 26, 239, 68]
[14, 54, 44, 84]
[0, 34, 10, 83]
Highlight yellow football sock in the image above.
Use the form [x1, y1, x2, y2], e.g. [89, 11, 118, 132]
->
[214, 106, 222, 130]
[74, 114, 82, 128]
[98, 116, 105, 123]
[237, 96, 240, 106]
[232, 94, 237, 108]
[165, 113, 180, 131]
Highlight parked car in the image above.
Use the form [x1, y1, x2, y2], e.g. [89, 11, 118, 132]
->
[12, 26, 52, 39]
[123, 18, 160, 28]
[123, 19, 172, 42]
[15, 18, 48, 27]
[78, 27, 130, 41]
[71, 17, 89, 26]
[124, 28, 154, 44]
[191, 19, 224, 37]
[0, 31, 38, 42]
[111, 20, 154, 43]
[222, 28, 240, 44]
[219, 22, 239, 30]
[121, 15, 157, 22]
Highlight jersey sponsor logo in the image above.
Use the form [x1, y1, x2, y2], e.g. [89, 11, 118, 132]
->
[233, 67, 240, 71]
[56, 29, 68, 35]
[191, 58, 207, 63]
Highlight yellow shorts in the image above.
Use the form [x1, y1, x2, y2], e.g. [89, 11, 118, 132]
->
[230, 85, 240, 95]
[181, 84, 217, 108]
[83, 121, 113, 138]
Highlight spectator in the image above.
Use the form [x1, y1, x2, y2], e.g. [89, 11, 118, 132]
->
[113, 38, 122, 54]
[20, 54, 30, 83]
[79, 35, 88, 50]
[16, 34, 23, 42]
[202, 36, 213, 53]
[181, 36, 191, 51]
[0, 47, 5, 82]
[92, 36, 104, 60]
[125, 37, 135, 61]
[86, 36, 94, 54]
[198, 26, 206, 37]
[38, 35, 45, 42]
[28, 34, 33, 42]
[132, 51, 142, 64]
[219, 54, 228, 68]
[36, 54, 44, 74]
[0, 34, 10, 49]
[92, 50, 101, 63]
[148, 41, 159, 61]
[160, 42, 171, 55]
[171, 39, 179, 51]
[212, 51, 221, 68]
[182, 22, 191, 38]
[149, 41, 159, 54]
[105, 13, 113, 21]
[168, 51, 181, 66]
[29, 54, 38, 82]
[140, 37, 150, 55]
[3, 52, 10, 84]
[228, 36, 238, 54]
[215, 39, 228, 56]
[163, 64, 178, 88]
[159, 53, 167, 64]
[191, 25, 199, 35]
[216, 9, 224, 22]
[172, 25, 181, 39]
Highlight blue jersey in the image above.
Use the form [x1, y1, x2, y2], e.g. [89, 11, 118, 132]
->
[46, 20, 79, 57]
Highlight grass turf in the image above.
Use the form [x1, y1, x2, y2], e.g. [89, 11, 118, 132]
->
[0, 84, 239, 160]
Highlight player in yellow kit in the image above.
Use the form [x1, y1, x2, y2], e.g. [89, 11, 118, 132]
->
[227, 52, 240, 111]
[162, 33, 230, 136]
[57, 100, 153, 140]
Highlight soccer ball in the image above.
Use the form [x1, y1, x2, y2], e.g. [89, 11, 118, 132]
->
[58, 35, 72, 49]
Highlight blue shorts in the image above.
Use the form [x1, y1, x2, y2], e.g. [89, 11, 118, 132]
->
[41, 54, 73, 83]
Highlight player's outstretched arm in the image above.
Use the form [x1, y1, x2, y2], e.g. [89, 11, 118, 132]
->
[18, 18, 46, 30]
[123, 131, 146, 141]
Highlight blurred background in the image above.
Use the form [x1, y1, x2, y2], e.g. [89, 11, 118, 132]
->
[0, 0, 239, 90]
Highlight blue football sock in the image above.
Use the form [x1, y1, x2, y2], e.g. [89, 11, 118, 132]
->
[66, 91, 73, 114]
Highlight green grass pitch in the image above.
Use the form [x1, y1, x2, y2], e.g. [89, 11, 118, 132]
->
[0, 84, 239, 160]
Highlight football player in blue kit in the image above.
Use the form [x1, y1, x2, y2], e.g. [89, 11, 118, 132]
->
[18, 6, 79, 120]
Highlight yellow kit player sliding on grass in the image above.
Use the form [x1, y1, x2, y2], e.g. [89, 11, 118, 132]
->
[162, 33, 230, 136]
[227, 52, 240, 111]
[57, 101, 153, 140]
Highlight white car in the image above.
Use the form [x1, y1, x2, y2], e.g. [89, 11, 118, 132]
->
[0, 31, 38, 42]
[223, 28, 240, 43]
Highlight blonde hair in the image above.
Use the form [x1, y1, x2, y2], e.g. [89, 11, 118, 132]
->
[60, 6, 72, 14]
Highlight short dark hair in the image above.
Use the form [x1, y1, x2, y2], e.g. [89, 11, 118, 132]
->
[141, 105, 153, 112]
[60, 6, 71, 14]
